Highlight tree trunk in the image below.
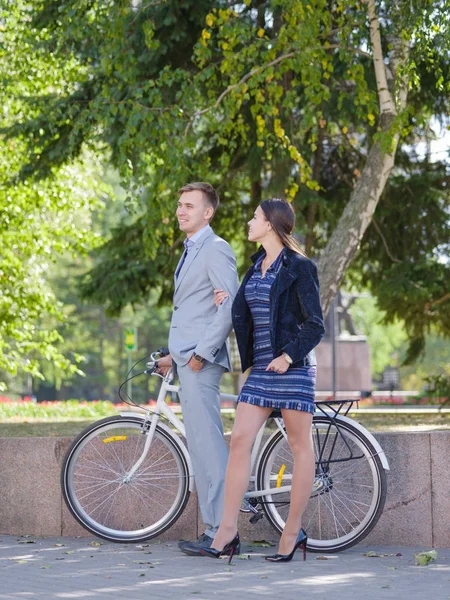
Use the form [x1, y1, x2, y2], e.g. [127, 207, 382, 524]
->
[317, 0, 409, 317]
[318, 113, 398, 316]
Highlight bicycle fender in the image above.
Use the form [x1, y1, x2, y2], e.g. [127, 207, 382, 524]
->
[119, 411, 195, 490]
[319, 414, 390, 471]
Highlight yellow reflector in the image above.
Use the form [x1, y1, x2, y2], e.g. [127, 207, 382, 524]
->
[103, 436, 127, 444]
[276, 464, 286, 488]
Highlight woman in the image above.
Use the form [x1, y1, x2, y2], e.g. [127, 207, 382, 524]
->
[200, 198, 325, 563]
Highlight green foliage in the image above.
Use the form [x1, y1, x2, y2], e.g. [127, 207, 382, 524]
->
[347, 160, 450, 361]
[352, 294, 450, 390]
[422, 373, 450, 405]
[32, 244, 172, 402]
[0, 0, 110, 387]
[0, 148, 105, 388]
[0, 399, 118, 420]
[351, 295, 407, 377]
[1, 0, 449, 392]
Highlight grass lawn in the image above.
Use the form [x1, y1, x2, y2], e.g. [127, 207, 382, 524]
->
[0, 401, 449, 437]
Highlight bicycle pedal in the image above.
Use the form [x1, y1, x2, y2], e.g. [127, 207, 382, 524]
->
[249, 512, 264, 524]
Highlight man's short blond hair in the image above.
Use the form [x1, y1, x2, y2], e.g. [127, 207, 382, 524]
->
[178, 182, 220, 216]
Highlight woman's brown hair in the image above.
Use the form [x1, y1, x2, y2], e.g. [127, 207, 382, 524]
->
[260, 198, 307, 256]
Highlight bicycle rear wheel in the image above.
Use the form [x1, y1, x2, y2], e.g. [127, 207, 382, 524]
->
[256, 416, 387, 552]
[62, 415, 190, 542]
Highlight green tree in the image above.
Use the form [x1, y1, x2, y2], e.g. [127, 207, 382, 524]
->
[1, 0, 449, 388]
[0, 147, 104, 389]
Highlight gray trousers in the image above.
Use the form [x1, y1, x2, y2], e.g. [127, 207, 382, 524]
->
[177, 361, 228, 537]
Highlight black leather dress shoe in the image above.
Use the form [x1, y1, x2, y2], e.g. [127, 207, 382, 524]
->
[179, 533, 214, 556]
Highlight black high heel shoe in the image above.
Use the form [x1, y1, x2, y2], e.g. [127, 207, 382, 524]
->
[265, 528, 308, 563]
[199, 533, 241, 564]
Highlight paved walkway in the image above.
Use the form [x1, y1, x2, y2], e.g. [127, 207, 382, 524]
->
[0, 535, 448, 599]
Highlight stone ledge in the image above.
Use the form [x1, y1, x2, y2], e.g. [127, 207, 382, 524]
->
[0, 431, 448, 547]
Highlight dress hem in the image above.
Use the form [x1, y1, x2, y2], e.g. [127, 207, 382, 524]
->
[237, 393, 315, 414]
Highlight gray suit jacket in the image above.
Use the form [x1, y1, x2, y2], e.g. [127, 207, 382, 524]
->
[168, 228, 239, 371]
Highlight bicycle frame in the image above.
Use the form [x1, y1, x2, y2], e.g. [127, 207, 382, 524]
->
[120, 366, 389, 500]
[120, 367, 292, 497]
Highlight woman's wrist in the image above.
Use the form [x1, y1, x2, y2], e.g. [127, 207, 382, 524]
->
[282, 352, 293, 365]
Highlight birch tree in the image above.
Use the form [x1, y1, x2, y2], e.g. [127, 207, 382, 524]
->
[318, 0, 411, 314]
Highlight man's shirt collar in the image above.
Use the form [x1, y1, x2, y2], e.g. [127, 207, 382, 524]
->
[188, 224, 211, 245]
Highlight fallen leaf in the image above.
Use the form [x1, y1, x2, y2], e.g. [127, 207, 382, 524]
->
[238, 554, 250, 560]
[41, 565, 51, 569]
[139, 573, 145, 577]
[316, 556, 329, 560]
[54, 543, 65, 547]
[415, 550, 438, 566]
[90, 541, 102, 547]
[18, 540, 36, 544]
[16, 560, 28, 564]
[65, 551, 75, 555]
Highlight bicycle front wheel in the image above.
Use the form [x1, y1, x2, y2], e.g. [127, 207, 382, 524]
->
[256, 416, 387, 552]
[62, 415, 190, 542]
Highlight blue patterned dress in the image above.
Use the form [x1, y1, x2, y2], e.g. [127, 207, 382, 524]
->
[236, 250, 316, 414]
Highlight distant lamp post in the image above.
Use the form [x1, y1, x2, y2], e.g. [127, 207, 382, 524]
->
[382, 366, 399, 397]
[330, 296, 337, 400]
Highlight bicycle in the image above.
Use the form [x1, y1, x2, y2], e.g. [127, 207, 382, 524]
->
[61, 348, 390, 553]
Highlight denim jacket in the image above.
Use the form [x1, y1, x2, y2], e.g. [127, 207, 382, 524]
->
[231, 247, 325, 373]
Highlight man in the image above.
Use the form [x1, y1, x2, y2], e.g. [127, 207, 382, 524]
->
[156, 182, 239, 555]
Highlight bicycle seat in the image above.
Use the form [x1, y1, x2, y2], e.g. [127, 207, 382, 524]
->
[269, 409, 282, 419]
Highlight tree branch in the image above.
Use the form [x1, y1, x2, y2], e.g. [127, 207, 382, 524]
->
[184, 51, 297, 135]
[326, 44, 372, 59]
[372, 218, 402, 263]
[424, 292, 450, 311]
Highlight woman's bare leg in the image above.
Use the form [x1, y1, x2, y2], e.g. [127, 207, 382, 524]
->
[277, 409, 315, 555]
[211, 402, 272, 550]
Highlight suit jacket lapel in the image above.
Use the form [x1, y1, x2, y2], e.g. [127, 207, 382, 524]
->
[174, 228, 214, 293]
[173, 251, 186, 287]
